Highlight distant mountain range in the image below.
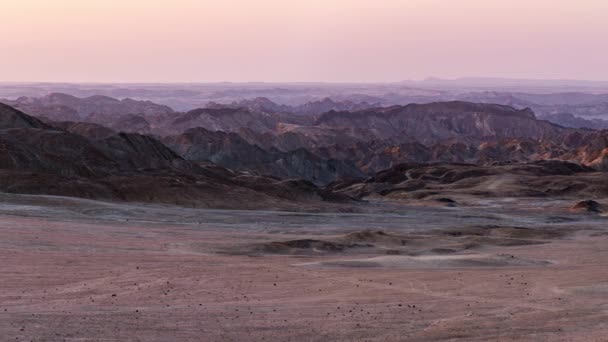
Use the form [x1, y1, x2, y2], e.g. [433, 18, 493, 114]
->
[2, 81, 608, 114]
[2, 93, 174, 121]
[2, 93, 608, 188]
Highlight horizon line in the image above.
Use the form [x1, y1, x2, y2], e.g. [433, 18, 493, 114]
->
[2, 77, 608, 86]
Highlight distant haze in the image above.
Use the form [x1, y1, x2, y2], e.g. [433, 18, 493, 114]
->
[2, 0, 608, 83]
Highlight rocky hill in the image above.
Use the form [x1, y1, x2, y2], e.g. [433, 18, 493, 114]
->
[0, 103, 351, 210]
[328, 161, 608, 201]
[162, 127, 364, 184]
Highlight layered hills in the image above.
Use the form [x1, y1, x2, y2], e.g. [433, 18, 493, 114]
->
[3, 93, 174, 120]
[0, 103, 348, 210]
[2, 93, 608, 204]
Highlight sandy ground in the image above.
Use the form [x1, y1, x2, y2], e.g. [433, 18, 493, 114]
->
[0, 193, 607, 341]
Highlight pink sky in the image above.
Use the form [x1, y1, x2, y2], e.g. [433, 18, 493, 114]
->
[1, 0, 607, 82]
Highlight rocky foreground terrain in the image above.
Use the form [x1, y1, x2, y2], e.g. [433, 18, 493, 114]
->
[0, 192, 606, 341]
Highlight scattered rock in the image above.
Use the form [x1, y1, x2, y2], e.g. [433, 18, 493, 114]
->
[571, 200, 604, 213]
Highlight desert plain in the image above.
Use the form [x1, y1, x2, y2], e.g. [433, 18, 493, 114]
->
[0, 193, 606, 342]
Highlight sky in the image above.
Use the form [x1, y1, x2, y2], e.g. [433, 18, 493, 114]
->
[1, 0, 607, 83]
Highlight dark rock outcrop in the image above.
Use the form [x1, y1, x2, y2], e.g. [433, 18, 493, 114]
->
[162, 127, 364, 184]
[570, 200, 605, 213]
